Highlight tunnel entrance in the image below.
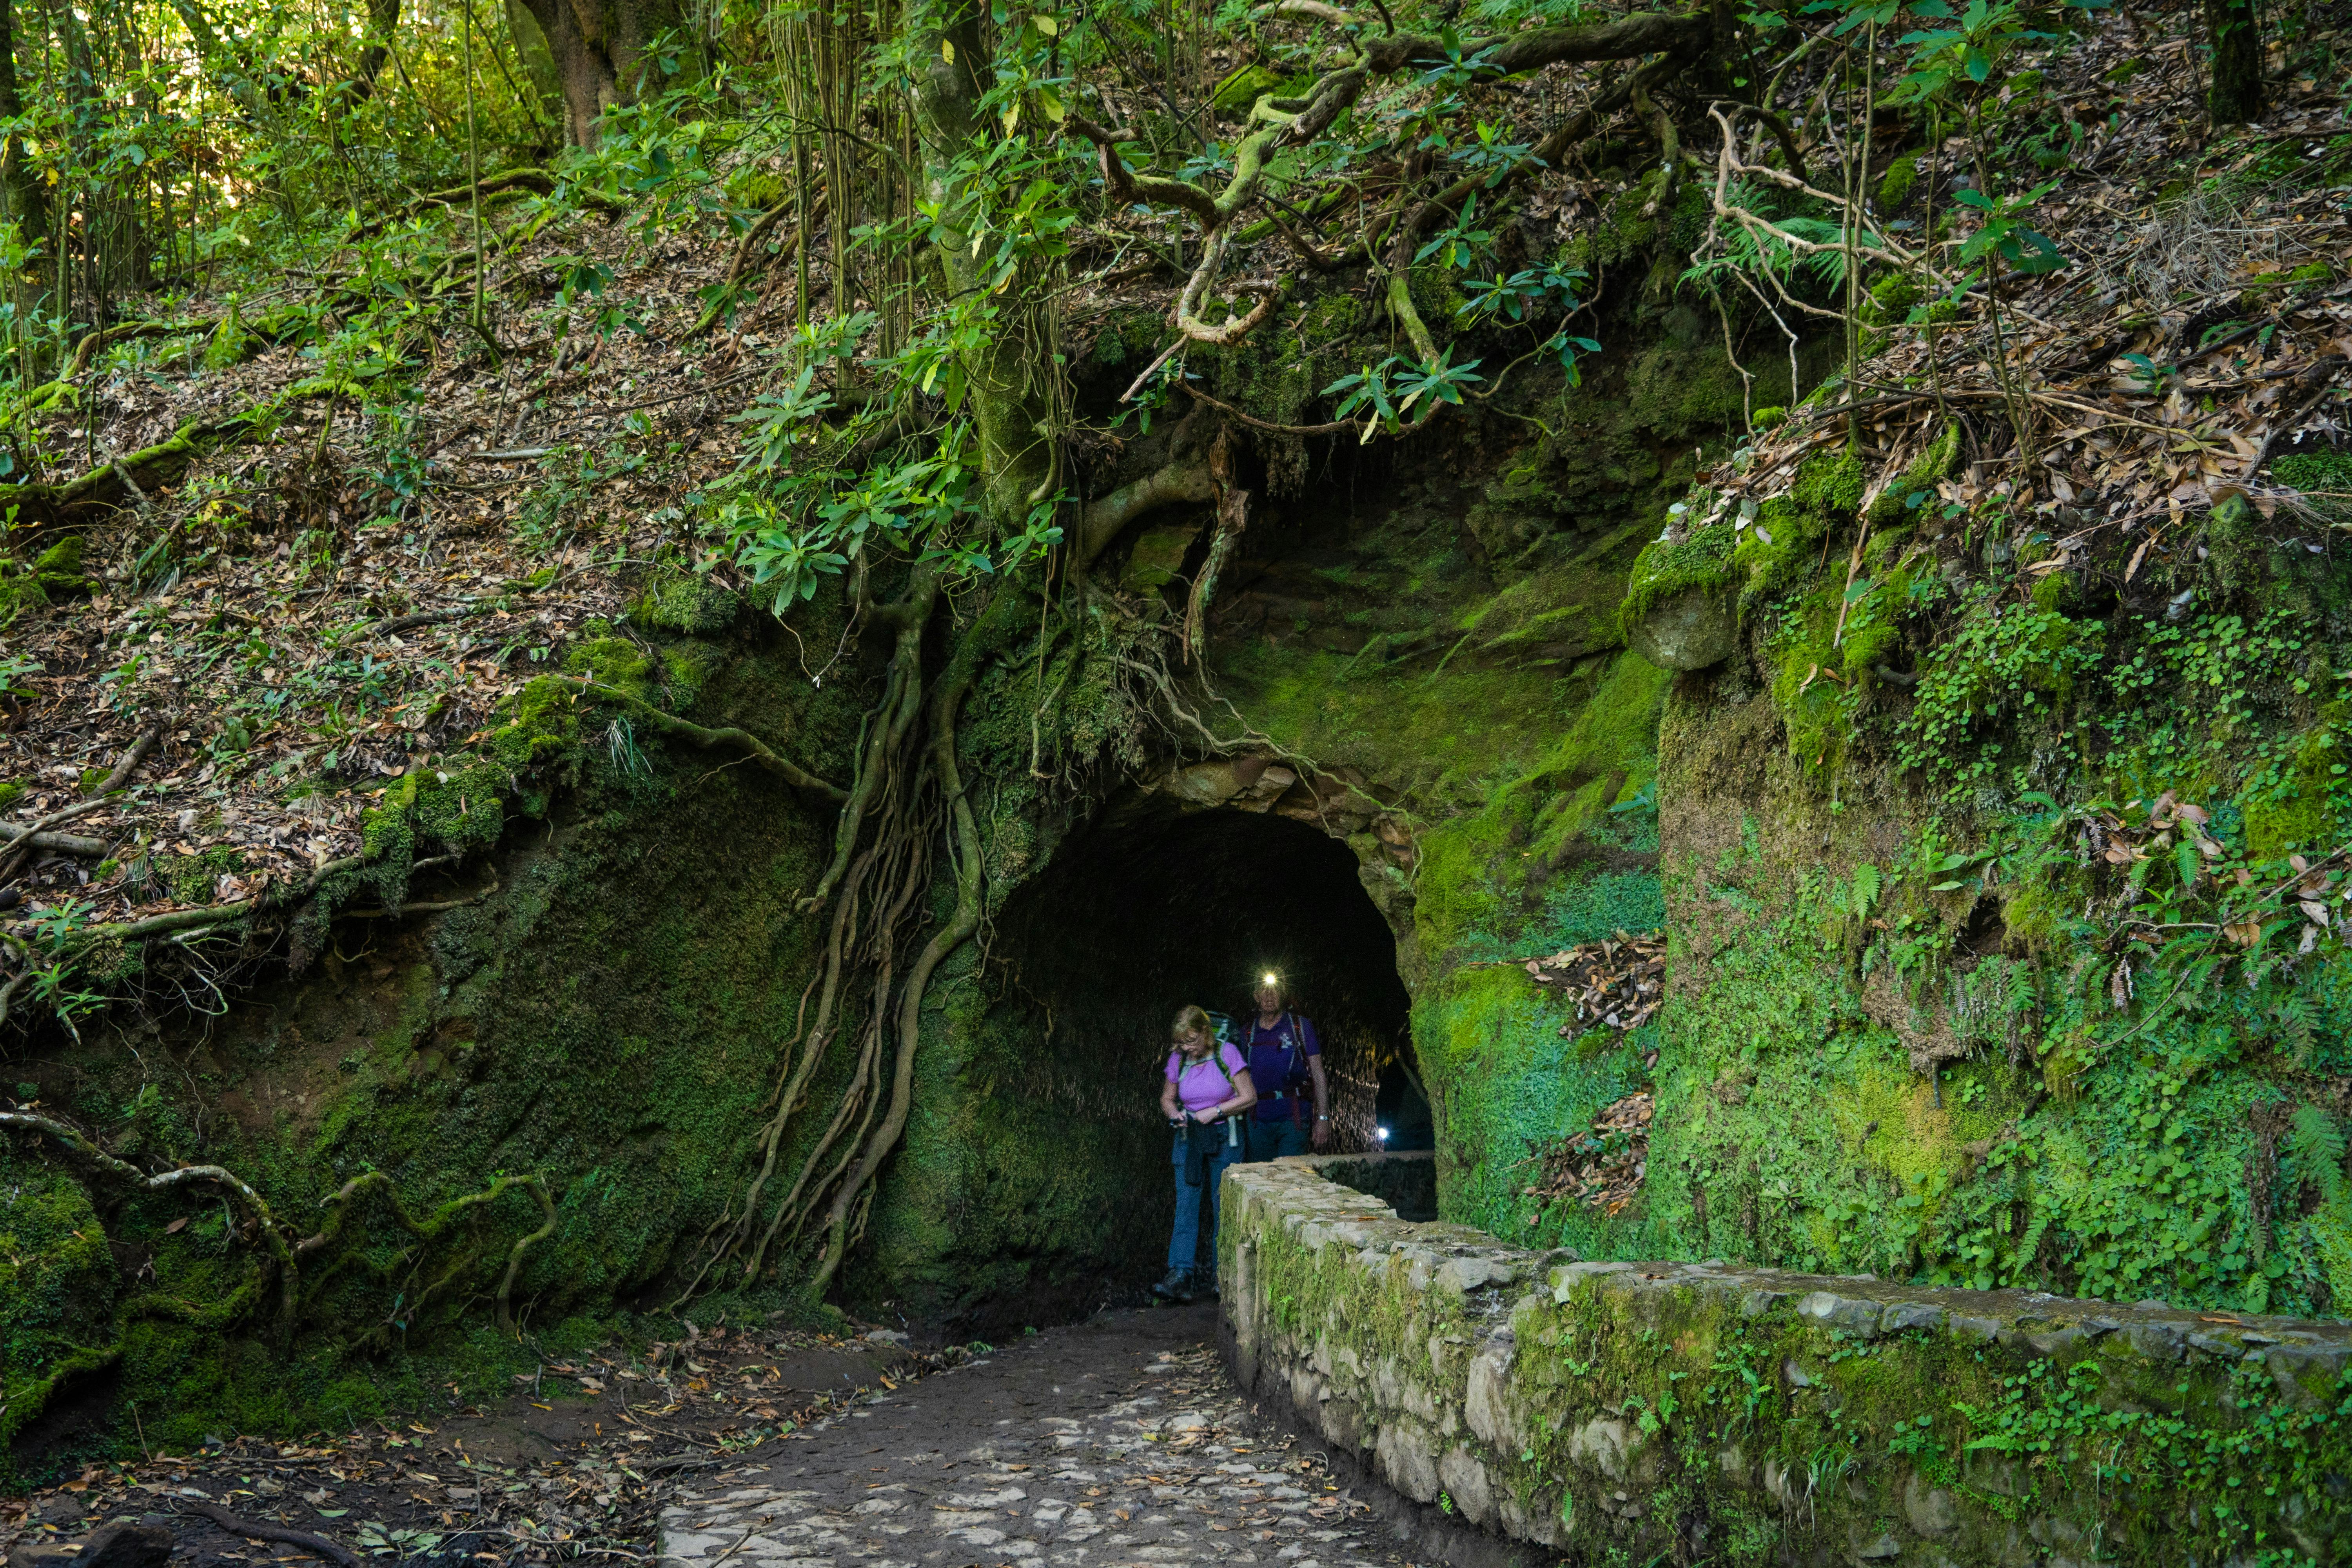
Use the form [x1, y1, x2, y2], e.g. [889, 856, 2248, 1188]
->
[985, 788, 1419, 1295]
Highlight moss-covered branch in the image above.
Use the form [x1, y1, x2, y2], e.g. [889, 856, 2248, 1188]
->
[342, 167, 625, 243]
[1079, 459, 1220, 564]
[0, 1110, 299, 1332]
[544, 676, 848, 800]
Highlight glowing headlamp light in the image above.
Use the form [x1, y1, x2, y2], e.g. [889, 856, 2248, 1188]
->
[1260, 972, 1279, 987]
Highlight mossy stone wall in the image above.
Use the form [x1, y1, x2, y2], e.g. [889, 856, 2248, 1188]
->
[1223, 1155, 2352, 1567]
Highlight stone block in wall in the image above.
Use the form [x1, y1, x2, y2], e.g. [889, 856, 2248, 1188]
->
[1218, 1152, 2352, 1566]
[1437, 1444, 1495, 1526]
[1463, 1331, 1523, 1452]
[1375, 1419, 1442, 1503]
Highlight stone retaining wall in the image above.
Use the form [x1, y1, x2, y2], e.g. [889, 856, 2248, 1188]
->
[1218, 1155, 2352, 1566]
[1314, 1149, 1437, 1221]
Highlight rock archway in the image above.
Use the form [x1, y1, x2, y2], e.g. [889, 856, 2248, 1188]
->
[849, 767, 1423, 1332]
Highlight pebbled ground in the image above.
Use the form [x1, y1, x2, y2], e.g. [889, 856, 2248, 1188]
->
[654, 1304, 1421, 1568]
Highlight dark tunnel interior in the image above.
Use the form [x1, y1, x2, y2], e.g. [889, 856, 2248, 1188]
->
[984, 791, 1426, 1299]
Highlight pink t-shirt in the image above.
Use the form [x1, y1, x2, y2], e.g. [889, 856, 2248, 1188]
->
[1165, 1044, 1247, 1114]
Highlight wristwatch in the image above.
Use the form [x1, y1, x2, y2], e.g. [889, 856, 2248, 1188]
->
[1315, 1115, 1330, 1122]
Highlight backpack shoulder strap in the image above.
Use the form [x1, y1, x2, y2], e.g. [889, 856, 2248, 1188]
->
[1180, 1046, 1236, 1094]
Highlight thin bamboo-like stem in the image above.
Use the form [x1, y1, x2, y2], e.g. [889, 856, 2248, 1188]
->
[462, 3, 486, 339]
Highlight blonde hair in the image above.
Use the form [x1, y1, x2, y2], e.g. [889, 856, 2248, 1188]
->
[1170, 1005, 1215, 1050]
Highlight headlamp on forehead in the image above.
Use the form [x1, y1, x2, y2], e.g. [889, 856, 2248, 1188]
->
[1260, 972, 1280, 988]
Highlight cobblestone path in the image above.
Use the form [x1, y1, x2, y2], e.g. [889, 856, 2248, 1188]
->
[655, 1305, 1421, 1568]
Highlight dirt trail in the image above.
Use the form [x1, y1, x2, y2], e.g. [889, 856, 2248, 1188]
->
[6, 1308, 1423, 1568]
[3, 1326, 916, 1568]
[653, 1305, 1419, 1568]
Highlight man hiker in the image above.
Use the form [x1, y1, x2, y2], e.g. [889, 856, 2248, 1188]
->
[1238, 974, 1330, 1160]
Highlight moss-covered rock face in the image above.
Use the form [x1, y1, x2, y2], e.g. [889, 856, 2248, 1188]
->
[1224, 1156, 2352, 1568]
[0, 1166, 119, 1461]
[0, 610, 908, 1478]
[1635, 434, 2352, 1319]
[1625, 583, 1736, 671]
[1192, 272, 1762, 1249]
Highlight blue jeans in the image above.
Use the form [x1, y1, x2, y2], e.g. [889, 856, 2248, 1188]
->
[1243, 1116, 1310, 1161]
[1169, 1123, 1241, 1274]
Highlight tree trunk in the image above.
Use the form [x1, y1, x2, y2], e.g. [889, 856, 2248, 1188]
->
[503, 0, 566, 128]
[0, 0, 47, 269]
[2203, 0, 2262, 126]
[354, 0, 400, 98]
[907, 0, 1055, 529]
[512, 0, 688, 148]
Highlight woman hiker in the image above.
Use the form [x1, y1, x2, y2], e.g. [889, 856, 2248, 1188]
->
[1154, 1004, 1256, 1303]
[1237, 974, 1330, 1161]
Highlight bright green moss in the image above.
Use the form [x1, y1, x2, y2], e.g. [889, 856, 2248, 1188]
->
[1791, 445, 1865, 516]
[1210, 62, 1282, 112]
[0, 1161, 121, 1486]
[628, 564, 740, 635]
[161, 844, 251, 904]
[2276, 449, 2352, 526]
[1617, 526, 1737, 643]
[2242, 724, 2346, 858]
[0, 534, 94, 620]
[724, 165, 789, 210]
[1731, 497, 1827, 612]
[1878, 152, 1919, 209]
[1866, 420, 1959, 523]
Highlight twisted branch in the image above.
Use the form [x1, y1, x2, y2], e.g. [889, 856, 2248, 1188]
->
[0, 1110, 298, 1333]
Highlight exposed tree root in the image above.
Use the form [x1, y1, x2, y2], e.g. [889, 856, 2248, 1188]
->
[688, 195, 828, 339]
[66, 318, 217, 378]
[342, 167, 625, 243]
[2, 1107, 555, 1344]
[0, 1109, 299, 1334]
[177, 1503, 360, 1568]
[0, 419, 234, 531]
[546, 676, 848, 800]
[0, 374, 366, 535]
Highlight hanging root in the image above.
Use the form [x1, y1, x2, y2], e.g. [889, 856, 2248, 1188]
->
[795, 584, 998, 1304]
[666, 568, 946, 1309]
[496, 1176, 560, 1331]
[681, 458, 1301, 1308]
[677, 561, 1061, 1310]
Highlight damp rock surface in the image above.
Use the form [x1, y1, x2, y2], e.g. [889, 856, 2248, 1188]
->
[656, 1305, 1411, 1568]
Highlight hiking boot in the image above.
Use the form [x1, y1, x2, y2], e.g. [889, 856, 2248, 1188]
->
[1151, 1268, 1195, 1303]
